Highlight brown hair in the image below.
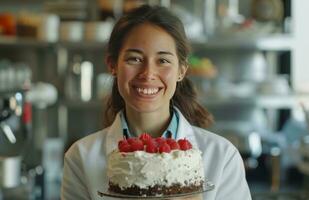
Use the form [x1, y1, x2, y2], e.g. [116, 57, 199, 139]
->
[104, 5, 213, 128]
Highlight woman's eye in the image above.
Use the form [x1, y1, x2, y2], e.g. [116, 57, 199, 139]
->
[126, 57, 142, 64]
[159, 58, 171, 65]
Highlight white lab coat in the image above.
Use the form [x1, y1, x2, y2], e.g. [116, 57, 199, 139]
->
[61, 108, 252, 200]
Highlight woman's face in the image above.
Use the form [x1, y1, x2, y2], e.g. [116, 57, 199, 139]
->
[113, 23, 186, 114]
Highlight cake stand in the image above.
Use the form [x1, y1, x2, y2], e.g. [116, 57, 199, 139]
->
[97, 180, 215, 199]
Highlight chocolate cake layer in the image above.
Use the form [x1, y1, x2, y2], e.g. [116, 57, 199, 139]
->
[109, 181, 204, 196]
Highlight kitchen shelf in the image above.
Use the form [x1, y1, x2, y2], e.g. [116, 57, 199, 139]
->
[57, 41, 107, 50]
[192, 34, 294, 51]
[257, 94, 296, 109]
[0, 0, 44, 3]
[0, 34, 293, 51]
[0, 88, 28, 96]
[0, 37, 53, 48]
[0, 37, 107, 50]
[202, 93, 309, 109]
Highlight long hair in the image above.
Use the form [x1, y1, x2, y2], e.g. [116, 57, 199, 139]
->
[103, 5, 213, 128]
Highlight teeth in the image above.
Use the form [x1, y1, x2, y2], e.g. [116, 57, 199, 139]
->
[136, 87, 159, 95]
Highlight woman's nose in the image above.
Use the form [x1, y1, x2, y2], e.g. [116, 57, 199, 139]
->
[137, 62, 156, 80]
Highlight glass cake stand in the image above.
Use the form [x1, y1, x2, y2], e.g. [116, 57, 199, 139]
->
[97, 180, 215, 199]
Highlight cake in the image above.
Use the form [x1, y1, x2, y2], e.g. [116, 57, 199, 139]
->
[106, 133, 205, 196]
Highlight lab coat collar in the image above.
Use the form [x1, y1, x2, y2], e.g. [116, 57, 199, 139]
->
[105, 107, 198, 156]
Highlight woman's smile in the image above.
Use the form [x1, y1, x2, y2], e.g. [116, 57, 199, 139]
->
[131, 84, 163, 99]
[135, 87, 160, 95]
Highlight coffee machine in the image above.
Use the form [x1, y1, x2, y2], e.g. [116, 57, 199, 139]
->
[0, 82, 58, 199]
[0, 89, 31, 199]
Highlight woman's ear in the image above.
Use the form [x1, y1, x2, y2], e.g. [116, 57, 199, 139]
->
[106, 56, 117, 76]
[177, 64, 188, 81]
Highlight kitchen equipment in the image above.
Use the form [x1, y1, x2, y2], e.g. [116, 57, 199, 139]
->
[203, 0, 216, 37]
[26, 82, 58, 109]
[0, 122, 16, 144]
[251, 0, 283, 22]
[0, 13, 16, 36]
[37, 14, 60, 42]
[0, 90, 26, 156]
[65, 56, 94, 101]
[257, 75, 291, 95]
[85, 20, 114, 42]
[0, 81, 57, 191]
[0, 60, 32, 91]
[0, 156, 21, 188]
[0, 165, 44, 200]
[60, 21, 84, 42]
[204, 50, 267, 84]
[171, 4, 204, 41]
[44, 0, 88, 20]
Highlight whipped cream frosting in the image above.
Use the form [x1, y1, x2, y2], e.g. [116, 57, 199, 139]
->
[107, 149, 205, 189]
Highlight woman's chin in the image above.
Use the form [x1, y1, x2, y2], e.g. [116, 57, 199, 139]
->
[127, 103, 164, 114]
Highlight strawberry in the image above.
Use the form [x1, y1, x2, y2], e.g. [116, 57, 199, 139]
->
[166, 138, 179, 150]
[119, 143, 133, 152]
[178, 138, 192, 151]
[145, 142, 158, 153]
[145, 139, 156, 146]
[139, 133, 152, 144]
[127, 138, 136, 145]
[130, 138, 144, 151]
[159, 143, 171, 153]
[155, 137, 166, 146]
[166, 138, 176, 145]
[118, 139, 129, 149]
[169, 141, 180, 150]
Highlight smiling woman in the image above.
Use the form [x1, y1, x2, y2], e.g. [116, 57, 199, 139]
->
[108, 22, 185, 134]
[104, 6, 213, 133]
[61, 5, 252, 200]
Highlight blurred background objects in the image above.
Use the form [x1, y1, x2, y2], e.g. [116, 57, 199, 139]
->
[1, 0, 309, 199]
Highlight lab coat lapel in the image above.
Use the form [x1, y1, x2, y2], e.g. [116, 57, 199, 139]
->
[174, 107, 198, 148]
[105, 112, 123, 156]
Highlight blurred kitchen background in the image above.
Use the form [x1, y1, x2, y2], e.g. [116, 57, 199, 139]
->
[1, 0, 309, 199]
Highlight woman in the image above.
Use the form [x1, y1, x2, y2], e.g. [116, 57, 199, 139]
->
[61, 5, 252, 200]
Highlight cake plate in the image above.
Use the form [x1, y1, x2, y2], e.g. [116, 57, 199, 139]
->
[97, 180, 215, 199]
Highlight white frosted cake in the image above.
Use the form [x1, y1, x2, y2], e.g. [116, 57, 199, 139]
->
[106, 134, 205, 196]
